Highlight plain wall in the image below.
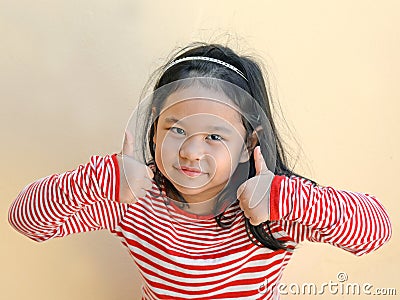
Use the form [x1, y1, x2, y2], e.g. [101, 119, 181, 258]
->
[1, 0, 398, 299]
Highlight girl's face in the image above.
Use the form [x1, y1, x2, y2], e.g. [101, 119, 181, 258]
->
[153, 86, 250, 205]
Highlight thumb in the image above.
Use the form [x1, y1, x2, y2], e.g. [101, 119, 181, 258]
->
[123, 130, 135, 157]
[254, 146, 269, 175]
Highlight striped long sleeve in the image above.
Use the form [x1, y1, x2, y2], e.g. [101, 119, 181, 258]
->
[8, 154, 128, 242]
[8, 156, 393, 299]
[269, 175, 392, 256]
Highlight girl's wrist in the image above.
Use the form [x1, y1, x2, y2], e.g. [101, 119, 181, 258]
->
[268, 175, 286, 221]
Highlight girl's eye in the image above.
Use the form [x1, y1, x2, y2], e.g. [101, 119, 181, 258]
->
[170, 127, 185, 135]
[207, 134, 223, 141]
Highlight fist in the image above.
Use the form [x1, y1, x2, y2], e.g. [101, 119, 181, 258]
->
[117, 131, 154, 203]
[237, 146, 275, 225]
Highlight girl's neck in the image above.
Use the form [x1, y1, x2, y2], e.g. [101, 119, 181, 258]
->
[166, 188, 216, 216]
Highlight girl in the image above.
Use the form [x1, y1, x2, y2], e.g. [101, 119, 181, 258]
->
[8, 42, 392, 299]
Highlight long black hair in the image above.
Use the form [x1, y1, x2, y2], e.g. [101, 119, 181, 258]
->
[140, 42, 316, 251]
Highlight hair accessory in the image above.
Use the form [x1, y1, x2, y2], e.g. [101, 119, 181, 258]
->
[164, 56, 248, 81]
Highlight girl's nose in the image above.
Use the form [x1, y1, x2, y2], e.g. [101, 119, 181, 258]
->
[179, 135, 205, 161]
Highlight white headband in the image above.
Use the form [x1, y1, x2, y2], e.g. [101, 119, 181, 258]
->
[164, 56, 248, 81]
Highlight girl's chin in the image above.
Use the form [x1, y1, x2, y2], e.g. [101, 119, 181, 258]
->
[161, 172, 228, 202]
[173, 186, 223, 202]
[174, 186, 212, 197]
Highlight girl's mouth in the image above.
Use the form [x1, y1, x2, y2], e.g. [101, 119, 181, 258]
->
[178, 166, 204, 177]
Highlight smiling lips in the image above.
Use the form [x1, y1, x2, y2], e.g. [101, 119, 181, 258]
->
[179, 166, 204, 177]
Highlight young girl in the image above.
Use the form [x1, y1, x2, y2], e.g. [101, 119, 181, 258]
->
[8, 42, 392, 299]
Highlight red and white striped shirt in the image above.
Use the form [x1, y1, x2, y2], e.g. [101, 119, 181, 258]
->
[8, 154, 392, 299]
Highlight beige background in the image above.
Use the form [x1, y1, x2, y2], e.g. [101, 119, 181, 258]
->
[1, 0, 399, 299]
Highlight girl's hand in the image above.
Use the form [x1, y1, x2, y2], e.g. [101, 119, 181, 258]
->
[116, 131, 154, 203]
[237, 146, 275, 225]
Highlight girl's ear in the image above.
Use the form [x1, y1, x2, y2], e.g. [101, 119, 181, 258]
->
[152, 107, 158, 144]
[152, 124, 158, 145]
[239, 128, 260, 163]
[239, 146, 250, 163]
[153, 130, 157, 144]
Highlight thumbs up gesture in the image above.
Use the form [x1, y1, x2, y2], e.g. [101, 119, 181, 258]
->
[116, 131, 154, 203]
[237, 146, 275, 225]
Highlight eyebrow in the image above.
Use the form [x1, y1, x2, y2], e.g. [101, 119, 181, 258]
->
[163, 116, 233, 134]
[164, 117, 180, 124]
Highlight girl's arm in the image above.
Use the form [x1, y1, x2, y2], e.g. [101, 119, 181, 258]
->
[269, 175, 392, 256]
[8, 154, 129, 242]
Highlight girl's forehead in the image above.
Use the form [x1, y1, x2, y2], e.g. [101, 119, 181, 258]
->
[165, 85, 232, 103]
[161, 87, 242, 122]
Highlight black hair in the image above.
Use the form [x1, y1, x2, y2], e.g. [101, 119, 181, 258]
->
[140, 42, 316, 251]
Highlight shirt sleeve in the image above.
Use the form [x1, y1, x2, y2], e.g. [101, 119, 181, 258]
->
[8, 154, 129, 242]
[269, 175, 392, 256]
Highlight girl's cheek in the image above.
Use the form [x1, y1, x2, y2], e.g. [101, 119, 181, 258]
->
[155, 138, 180, 168]
[160, 137, 181, 154]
